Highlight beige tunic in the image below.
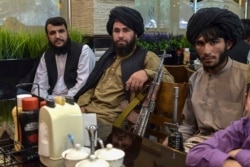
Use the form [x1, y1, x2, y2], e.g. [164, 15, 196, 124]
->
[77, 51, 174, 124]
[179, 58, 248, 142]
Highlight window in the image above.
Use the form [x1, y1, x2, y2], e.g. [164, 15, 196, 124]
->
[135, 0, 245, 34]
[0, 0, 60, 26]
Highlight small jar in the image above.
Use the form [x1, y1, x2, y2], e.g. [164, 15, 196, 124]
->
[19, 97, 39, 148]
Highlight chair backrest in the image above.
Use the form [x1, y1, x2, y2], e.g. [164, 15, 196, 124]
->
[146, 82, 189, 142]
[165, 65, 189, 83]
[185, 66, 195, 79]
[165, 65, 196, 83]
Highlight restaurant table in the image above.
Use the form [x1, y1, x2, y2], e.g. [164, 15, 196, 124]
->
[134, 138, 186, 167]
[0, 136, 186, 167]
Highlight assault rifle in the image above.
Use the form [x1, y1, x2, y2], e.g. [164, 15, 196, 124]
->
[132, 52, 166, 137]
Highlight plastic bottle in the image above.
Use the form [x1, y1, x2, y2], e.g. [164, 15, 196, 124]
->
[12, 94, 32, 151]
[183, 48, 190, 65]
[19, 97, 39, 148]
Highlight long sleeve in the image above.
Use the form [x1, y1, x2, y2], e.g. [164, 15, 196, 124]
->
[31, 54, 50, 99]
[234, 149, 250, 166]
[67, 44, 96, 97]
[186, 117, 250, 167]
[186, 140, 229, 167]
[178, 88, 198, 140]
[77, 88, 95, 107]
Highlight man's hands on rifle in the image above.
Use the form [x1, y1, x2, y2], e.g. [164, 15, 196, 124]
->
[126, 70, 148, 92]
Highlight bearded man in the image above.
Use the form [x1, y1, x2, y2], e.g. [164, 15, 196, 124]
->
[76, 6, 174, 140]
[164, 7, 250, 153]
[31, 17, 96, 100]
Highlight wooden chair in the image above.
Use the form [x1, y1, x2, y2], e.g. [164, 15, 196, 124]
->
[146, 82, 189, 142]
[185, 66, 195, 79]
[165, 65, 189, 83]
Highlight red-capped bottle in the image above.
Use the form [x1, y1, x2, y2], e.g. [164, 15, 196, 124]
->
[19, 97, 39, 148]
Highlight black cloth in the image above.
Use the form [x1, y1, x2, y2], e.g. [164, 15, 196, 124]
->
[106, 6, 144, 37]
[18, 58, 41, 92]
[44, 41, 83, 95]
[186, 7, 243, 47]
[75, 46, 147, 101]
[228, 40, 250, 64]
[75, 46, 116, 101]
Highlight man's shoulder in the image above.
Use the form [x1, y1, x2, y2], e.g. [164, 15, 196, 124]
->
[232, 60, 250, 79]
[189, 67, 204, 80]
[232, 59, 248, 71]
[71, 41, 84, 48]
[145, 49, 157, 55]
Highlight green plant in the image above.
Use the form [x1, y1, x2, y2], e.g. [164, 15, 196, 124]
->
[0, 28, 87, 60]
[137, 32, 170, 53]
[137, 32, 193, 53]
[0, 30, 29, 59]
[180, 35, 194, 50]
[166, 35, 183, 51]
[0, 30, 46, 59]
[26, 31, 48, 59]
[69, 28, 88, 44]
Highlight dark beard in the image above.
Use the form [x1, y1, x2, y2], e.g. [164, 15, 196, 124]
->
[49, 38, 71, 55]
[113, 36, 136, 57]
[203, 48, 228, 70]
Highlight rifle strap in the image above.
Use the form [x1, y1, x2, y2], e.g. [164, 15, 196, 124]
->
[113, 88, 148, 128]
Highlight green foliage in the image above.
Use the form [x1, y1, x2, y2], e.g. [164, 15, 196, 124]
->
[137, 32, 193, 53]
[69, 28, 88, 44]
[26, 31, 48, 59]
[180, 35, 193, 49]
[0, 30, 29, 59]
[137, 32, 170, 53]
[0, 100, 15, 123]
[0, 29, 87, 60]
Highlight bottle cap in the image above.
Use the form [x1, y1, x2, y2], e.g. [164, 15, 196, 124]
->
[65, 96, 74, 105]
[17, 94, 32, 107]
[184, 48, 189, 51]
[22, 97, 39, 111]
[46, 99, 55, 108]
[40, 100, 46, 107]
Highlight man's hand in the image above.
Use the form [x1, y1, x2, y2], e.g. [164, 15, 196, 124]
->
[126, 70, 148, 92]
[162, 137, 168, 146]
[223, 159, 242, 167]
[80, 106, 87, 113]
[228, 149, 241, 159]
[222, 149, 242, 167]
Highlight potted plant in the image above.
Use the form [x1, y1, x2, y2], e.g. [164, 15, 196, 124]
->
[137, 33, 193, 53]
[137, 32, 193, 64]
[137, 32, 171, 55]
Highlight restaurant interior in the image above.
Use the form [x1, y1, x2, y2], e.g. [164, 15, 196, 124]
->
[0, 0, 249, 166]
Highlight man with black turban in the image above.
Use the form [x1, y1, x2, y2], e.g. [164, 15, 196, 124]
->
[76, 6, 174, 141]
[163, 7, 250, 153]
[106, 6, 144, 37]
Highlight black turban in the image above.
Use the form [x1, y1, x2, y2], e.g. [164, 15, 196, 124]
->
[186, 7, 243, 47]
[106, 6, 144, 37]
